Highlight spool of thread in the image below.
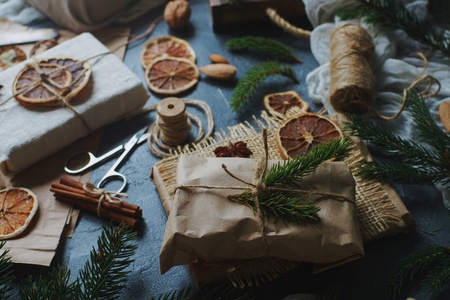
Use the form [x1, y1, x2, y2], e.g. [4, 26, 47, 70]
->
[329, 23, 375, 113]
[156, 97, 192, 146]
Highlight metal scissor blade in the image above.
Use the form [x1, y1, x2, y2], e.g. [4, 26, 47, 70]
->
[137, 132, 150, 144]
[123, 127, 149, 150]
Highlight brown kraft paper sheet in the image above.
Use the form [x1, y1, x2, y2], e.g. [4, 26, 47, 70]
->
[159, 155, 364, 274]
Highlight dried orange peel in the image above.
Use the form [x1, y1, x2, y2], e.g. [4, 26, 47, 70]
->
[0, 45, 26, 69]
[140, 35, 196, 70]
[145, 57, 199, 95]
[0, 187, 38, 240]
[12, 57, 91, 107]
[264, 90, 309, 118]
[276, 113, 343, 159]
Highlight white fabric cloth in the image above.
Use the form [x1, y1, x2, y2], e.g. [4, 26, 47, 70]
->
[0, 0, 166, 31]
[303, 0, 450, 208]
[0, 33, 149, 183]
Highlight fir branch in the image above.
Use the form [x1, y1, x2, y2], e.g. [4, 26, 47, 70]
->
[226, 36, 300, 62]
[358, 161, 448, 185]
[0, 242, 14, 300]
[344, 91, 450, 186]
[191, 282, 254, 300]
[405, 90, 450, 151]
[19, 268, 76, 300]
[423, 257, 450, 296]
[230, 61, 298, 112]
[336, 0, 450, 57]
[77, 223, 137, 300]
[264, 138, 351, 187]
[386, 245, 450, 298]
[230, 138, 350, 224]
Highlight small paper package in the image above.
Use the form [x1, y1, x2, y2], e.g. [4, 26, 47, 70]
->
[0, 32, 149, 182]
[159, 155, 364, 274]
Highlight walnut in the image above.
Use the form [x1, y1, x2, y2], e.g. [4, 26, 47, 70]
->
[164, 0, 191, 29]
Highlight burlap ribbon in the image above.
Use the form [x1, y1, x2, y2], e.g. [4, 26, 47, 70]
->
[82, 182, 128, 217]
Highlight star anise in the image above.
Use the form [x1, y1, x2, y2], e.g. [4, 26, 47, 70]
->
[213, 141, 253, 158]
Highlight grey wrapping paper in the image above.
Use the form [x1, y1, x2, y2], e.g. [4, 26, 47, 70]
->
[160, 155, 364, 274]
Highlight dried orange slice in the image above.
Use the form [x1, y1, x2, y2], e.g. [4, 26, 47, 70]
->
[140, 36, 196, 69]
[30, 39, 58, 56]
[0, 45, 26, 69]
[276, 113, 343, 159]
[12, 57, 91, 106]
[264, 91, 309, 117]
[0, 187, 38, 240]
[145, 57, 199, 95]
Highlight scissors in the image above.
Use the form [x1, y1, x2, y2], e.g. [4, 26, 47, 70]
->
[64, 127, 149, 193]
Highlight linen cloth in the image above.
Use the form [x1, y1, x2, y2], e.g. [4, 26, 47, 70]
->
[0, 32, 149, 184]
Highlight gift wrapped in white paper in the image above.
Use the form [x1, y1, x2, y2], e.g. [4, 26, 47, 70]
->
[0, 32, 149, 181]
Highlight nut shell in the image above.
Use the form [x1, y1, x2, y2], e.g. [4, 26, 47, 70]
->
[209, 54, 229, 64]
[164, 0, 191, 29]
[200, 64, 237, 80]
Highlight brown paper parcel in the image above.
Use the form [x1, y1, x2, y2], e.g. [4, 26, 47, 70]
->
[160, 155, 364, 274]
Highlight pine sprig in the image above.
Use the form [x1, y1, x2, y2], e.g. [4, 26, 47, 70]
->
[230, 138, 351, 224]
[230, 61, 298, 112]
[150, 286, 192, 300]
[344, 91, 450, 186]
[0, 242, 14, 300]
[264, 138, 351, 187]
[226, 36, 300, 62]
[336, 0, 450, 57]
[77, 223, 137, 300]
[19, 268, 76, 300]
[386, 245, 450, 298]
[423, 257, 450, 296]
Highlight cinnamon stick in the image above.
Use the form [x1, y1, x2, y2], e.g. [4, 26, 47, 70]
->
[51, 186, 141, 218]
[54, 194, 139, 230]
[59, 176, 141, 212]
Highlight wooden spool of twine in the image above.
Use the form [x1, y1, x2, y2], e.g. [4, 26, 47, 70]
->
[156, 97, 192, 146]
[329, 23, 375, 113]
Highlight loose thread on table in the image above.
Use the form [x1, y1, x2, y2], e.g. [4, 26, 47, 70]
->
[265, 7, 311, 39]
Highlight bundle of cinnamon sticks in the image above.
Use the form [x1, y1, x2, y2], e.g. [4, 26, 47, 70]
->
[51, 176, 142, 230]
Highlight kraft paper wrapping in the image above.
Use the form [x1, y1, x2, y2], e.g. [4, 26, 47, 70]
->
[159, 155, 364, 274]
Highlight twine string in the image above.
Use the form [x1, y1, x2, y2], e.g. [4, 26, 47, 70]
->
[265, 8, 311, 39]
[83, 182, 128, 217]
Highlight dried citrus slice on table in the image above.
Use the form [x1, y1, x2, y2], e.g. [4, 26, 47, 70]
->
[0, 45, 26, 69]
[145, 57, 199, 95]
[140, 35, 196, 69]
[276, 113, 343, 159]
[30, 39, 58, 56]
[12, 57, 91, 106]
[0, 187, 38, 240]
[264, 90, 309, 117]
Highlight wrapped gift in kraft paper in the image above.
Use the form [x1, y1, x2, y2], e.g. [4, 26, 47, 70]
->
[0, 32, 149, 183]
[159, 155, 364, 274]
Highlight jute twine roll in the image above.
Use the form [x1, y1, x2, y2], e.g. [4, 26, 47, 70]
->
[329, 23, 375, 113]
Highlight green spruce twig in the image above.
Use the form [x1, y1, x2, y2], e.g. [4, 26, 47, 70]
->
[230, 138, 351, 224]
[226, 36, 301, 62]
[336, 0, 450, 57]
[150, 283, 254, 300]
[386, 245, 450, 298]
[344, 91, 450, 186]
[19, 268, 76, 300]
[230, 61, 298, 112]
[77, 223, 137, 300]
[0, 242, 14, 300]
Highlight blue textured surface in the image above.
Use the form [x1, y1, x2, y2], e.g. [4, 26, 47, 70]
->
[10, 1, 450, 299]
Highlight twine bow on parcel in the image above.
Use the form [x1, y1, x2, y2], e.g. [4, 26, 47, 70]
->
[176, 129, 353, 255]
[83, 182, 128, 217]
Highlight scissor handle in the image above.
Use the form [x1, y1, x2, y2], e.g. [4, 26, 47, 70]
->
[64, 145, 124, 175]
[97, 170, 127, 194]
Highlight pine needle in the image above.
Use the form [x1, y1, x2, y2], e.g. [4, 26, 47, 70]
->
[423, 257, 450, 296]
[77, 223, 137, 300]
[336, 0, 450, 57]
[150, 286, 191, 300]
[229, 61, 298, 112]
[0, 242, 14, 300]
[226, 36, 301, 62]
[386, 245, 450, 298]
